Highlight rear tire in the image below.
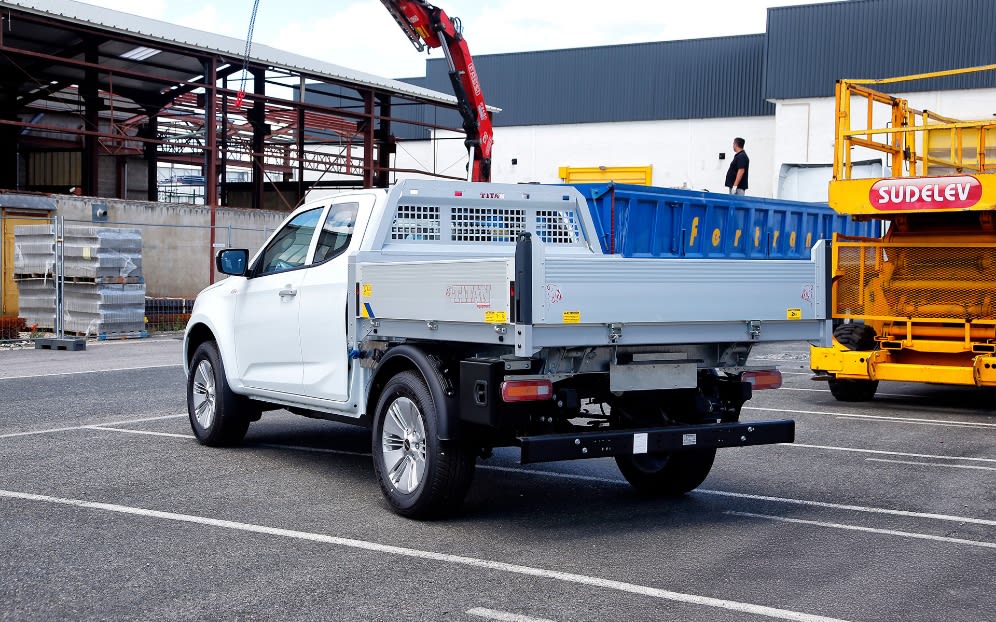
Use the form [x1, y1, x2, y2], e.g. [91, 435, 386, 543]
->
[372, 371, 476, 519]
[615, 450, 717, 496]
[187, 341, 252, 446]
[828, 323, 879, 402]
[610, 392, 717, 496]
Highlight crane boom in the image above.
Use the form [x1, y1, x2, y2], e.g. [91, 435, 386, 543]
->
[380, 0, 493, 182]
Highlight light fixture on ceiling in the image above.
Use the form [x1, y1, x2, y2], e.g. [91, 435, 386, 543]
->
[120, 46, 161, 61]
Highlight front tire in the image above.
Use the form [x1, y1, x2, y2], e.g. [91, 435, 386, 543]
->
[372, 371, 475, 519]
[187, 341, 251, 446]
[828, 323, 879, 402]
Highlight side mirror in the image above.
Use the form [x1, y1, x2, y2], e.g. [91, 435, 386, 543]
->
[216, 249, 249, 276]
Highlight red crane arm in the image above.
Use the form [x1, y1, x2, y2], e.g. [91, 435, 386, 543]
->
[381, 0, 493, 182]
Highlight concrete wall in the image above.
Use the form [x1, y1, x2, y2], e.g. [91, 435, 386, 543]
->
[52, 195, 286, 298]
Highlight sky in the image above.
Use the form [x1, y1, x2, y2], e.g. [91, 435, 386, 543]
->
[80, 0, 841, 79]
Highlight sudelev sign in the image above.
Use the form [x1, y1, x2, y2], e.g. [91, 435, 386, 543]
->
[870, 175, 982, 211]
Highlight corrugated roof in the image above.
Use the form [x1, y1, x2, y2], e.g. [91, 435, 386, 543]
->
[764, 0, 996, 99]
[0, 0, 459, 107]
[414, 35, 773, 127]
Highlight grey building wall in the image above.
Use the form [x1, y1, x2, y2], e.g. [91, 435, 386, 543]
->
[311, 0, 994, 135]
[764, 0, 996, 99]
[416, 35, 773, 127]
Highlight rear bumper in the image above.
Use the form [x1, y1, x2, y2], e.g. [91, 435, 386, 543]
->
[518, 419, 794, 464]
[810, 344, 996, 386]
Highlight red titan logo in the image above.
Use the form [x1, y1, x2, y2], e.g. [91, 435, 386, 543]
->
[869, 176, 982, 211]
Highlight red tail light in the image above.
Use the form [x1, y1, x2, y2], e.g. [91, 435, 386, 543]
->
[501, 379, 553, 402]
[741, 369, 783, 390]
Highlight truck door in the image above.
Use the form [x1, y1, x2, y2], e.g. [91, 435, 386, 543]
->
[233, 207, 322, 394]
[298, 197, 369, 402]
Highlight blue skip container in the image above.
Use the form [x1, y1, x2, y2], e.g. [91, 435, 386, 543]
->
[570, 183, 879, 259]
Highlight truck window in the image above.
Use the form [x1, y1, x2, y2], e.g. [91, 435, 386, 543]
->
[256, 208, 322, 275]
[313, 202, 358, 264]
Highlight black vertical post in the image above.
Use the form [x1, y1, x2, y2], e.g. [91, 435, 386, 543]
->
[362, 89, 375, 188]
[202, 58, 218, 208]
[81, 43, 100, 196]
[514, 233, 533, 324]
[297, 106, 305, 204]
[0, 81, 19, 190]
[375, 94, 393, 188]
[143, 110, 159, 201]
[250, 68, 267, 210]
[219, 75, 228, 206]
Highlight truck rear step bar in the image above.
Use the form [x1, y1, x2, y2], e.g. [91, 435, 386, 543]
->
[518, 420, 794, 464]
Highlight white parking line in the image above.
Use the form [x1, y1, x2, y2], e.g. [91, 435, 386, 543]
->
[700, 489, 996, 526]
[0, 363, 183, 381]
[865, 458, 996, 472]
[726, 511, 996, 550]
[831, 415, 988, 430]
[467, 607, 556, 622]
[77, 427, 996, 528]
[0, 488, 853, 622]
[782, 443, 996, 464]
[744, 406, 996, 429]
[776, 387, 918, 398]
[0, 414, 186, 439]
[478, 465, 996, 526]
[86, 426, 194, 439]
[255, 443, 369, 457]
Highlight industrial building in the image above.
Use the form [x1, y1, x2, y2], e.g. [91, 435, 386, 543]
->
[3, 0, 996, 316]
[0, 0, 471, 211]
[391, 0, 996, 199]
[2, 0, 994, 205]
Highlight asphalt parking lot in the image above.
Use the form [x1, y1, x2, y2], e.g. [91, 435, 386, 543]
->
[1, 338, 993, 622]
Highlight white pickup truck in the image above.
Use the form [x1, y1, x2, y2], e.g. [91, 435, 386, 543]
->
[184, 180, 829, 518]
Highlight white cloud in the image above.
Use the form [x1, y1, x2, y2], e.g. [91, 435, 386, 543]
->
[76, 0, 168, 20]
[74, 0, 842, 79]
[262, 2, 439, 78]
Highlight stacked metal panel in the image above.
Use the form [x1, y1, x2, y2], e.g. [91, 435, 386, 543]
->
[13, 224, 147, 339]
[13, 279, 55, 331]
[63, 227, 143, 281]
[12, 224, 56, 330]
[63, 283, 147, 337]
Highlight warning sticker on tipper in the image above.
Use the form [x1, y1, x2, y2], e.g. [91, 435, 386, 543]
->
[786, 308, 802, 320]
[82, 247, 92, 260]
[362, 284, 373, 298]
[484, 310, 508, 324]
[562, 311, 581, 324]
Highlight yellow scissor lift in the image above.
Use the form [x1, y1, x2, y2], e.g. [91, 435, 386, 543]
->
[811, 64, 996, 401]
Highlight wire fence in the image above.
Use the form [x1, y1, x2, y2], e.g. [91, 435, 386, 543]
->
[1, 213, 273, 346]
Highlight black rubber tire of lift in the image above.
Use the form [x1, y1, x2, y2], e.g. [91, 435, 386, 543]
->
[827, 323, 880, 402]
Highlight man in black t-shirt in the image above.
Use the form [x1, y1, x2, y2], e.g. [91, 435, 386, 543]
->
[725, 137, 749, 195]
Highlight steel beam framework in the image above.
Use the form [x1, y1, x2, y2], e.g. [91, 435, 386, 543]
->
[0, 6, 466, 210]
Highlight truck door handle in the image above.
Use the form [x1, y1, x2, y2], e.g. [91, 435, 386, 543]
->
[278, 288, 297, 298]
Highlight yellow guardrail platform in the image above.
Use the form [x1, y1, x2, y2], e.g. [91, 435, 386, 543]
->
[812, 64, 996, 399]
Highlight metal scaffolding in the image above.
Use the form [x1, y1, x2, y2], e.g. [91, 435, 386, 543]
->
[0, 0, 469, 210]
